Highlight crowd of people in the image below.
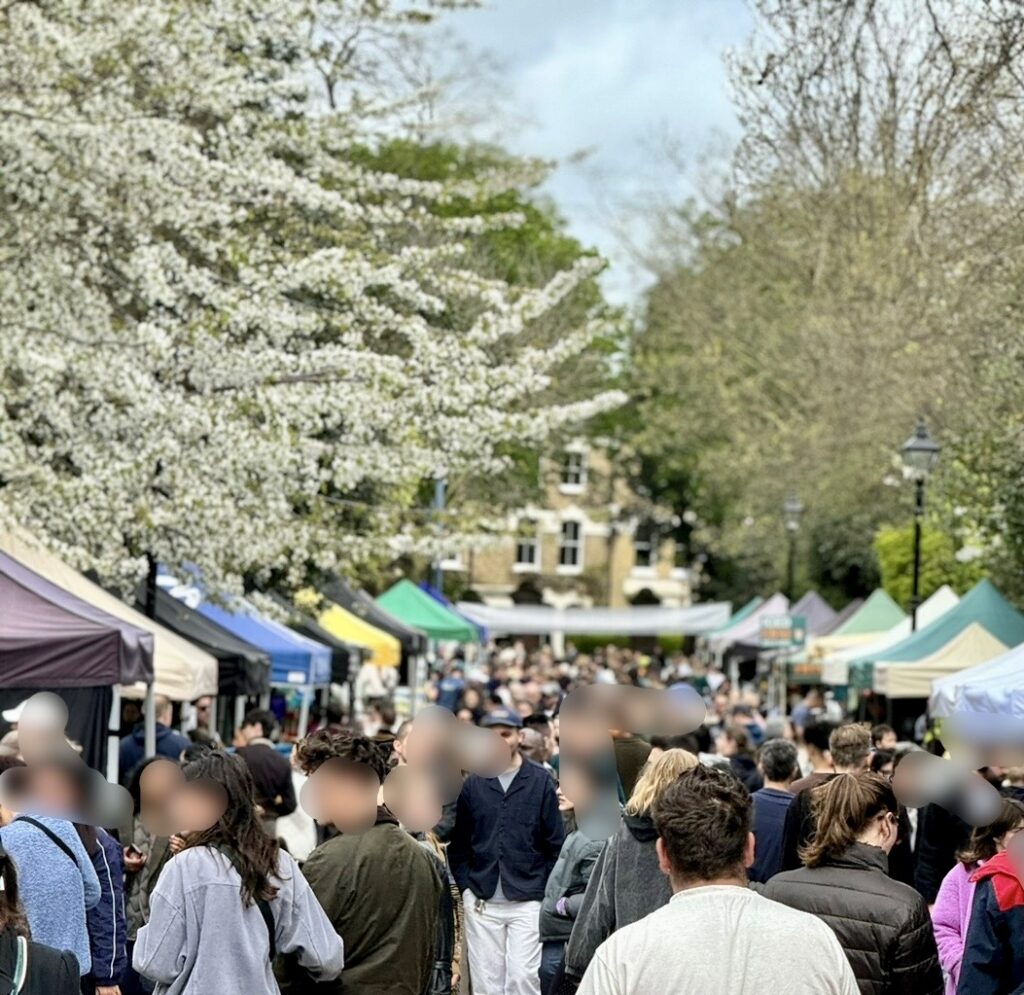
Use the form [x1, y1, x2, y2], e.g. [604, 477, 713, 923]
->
[0, 642, 1018, 994]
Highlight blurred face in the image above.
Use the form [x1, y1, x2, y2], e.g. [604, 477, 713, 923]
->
[879, 760, 895, 778]
[194, 698, 213, 726]
[878, 731, 898, 751]
[301, 759, 379, 833]
[716, 732, 737, 758]
[492, 726, 521, 761]
[382, 766, 442, 833]
[29, 766, 80, 818]
[171, 780, 227, 833]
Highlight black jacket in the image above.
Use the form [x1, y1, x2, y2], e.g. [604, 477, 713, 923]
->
[764, 843, 943, 995]
[729, 754, 763, 793]
[236, 741, 297, 819]
[0, 930, 79, 995]
[448, 758, 565, 902]
[957, 850, 1024, 995]
[914, 801, 971, 903]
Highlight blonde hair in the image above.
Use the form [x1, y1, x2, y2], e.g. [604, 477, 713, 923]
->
[624, 748, 699, 816]
[799, 771, 898, 868]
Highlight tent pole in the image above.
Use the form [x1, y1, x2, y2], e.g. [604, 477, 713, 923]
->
[234, 696, 246, 733]
[107, 686, 122, 784]
[298, 686, 312, 739]
[143, 683, 156, 758]
[259, 691, 271, 710]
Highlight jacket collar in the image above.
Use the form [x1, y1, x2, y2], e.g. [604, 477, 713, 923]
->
[482, 757, 537, 798]
[971, 849, 1024, 912]
[822, 842, 890, 874]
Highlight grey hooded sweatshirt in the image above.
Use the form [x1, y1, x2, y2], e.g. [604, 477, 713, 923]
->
[564, 813, 672, 980]
[134, 846, 344, 995]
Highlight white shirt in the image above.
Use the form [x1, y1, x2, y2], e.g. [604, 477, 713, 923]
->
[578, 884, 859, 995]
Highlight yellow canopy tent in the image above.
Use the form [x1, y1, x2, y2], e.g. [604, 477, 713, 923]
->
[873, 622, 1009, 699]
[316, 601, 401, 669]
[0, 530, 218, 701]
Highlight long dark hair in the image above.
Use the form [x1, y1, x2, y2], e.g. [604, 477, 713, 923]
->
[0, 848, 29, 938]
[181, 751, 280, 906]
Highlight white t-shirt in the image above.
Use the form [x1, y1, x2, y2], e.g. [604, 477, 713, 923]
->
[577, 885, 859, 995]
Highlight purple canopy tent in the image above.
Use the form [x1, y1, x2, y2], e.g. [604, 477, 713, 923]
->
[0, 551, 154, 771]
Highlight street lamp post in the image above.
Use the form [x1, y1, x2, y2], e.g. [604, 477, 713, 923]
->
[900, 419, 941, 631]
[783, 494, 804, 602]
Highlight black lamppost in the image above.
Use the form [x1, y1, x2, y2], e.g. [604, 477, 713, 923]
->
[901, 419, 941, 630]
[783, 494, 804, 601]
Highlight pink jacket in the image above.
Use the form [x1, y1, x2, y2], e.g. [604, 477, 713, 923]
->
[930, 860, 980, 995]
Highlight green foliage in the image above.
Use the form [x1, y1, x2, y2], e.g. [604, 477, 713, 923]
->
[873, 523, 987, 609]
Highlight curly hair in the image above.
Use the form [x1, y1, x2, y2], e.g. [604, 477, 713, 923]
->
[294, 728, 390, 783]
[652, 764, 751, 882]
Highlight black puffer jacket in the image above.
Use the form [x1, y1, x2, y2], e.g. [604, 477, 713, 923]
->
[764, 843, 943, 995]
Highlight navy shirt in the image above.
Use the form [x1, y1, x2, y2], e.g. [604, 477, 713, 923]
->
[749, 786, 795, 883]
[436, 676, 465, 712]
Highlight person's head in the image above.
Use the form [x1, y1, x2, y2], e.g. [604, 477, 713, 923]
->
[295, 729, 388, 832]
[871, 724, 897, 751]
[378, 705, 396, 730]
[870, 749, 895, 779]
[180, 741, 215, 765]
[763, 716, 794, 742]
[520, 728, 550, 765]
[294, 728, 390, 782]
[803, 718, 835, 765]
[958, 798, 1024, 867]
[652, 765, 753, 889]
[480, 708, 523, 762]
[624, 748, 699, 817]
[179, 751, 278, 906]
[240, 709, 278, 745]
[391, 719, 413, 765]
[757, 738, 799, 787]
[0, 845, 29, 937]
[455, 707, 475, 724]
[805, 688, 824, 708]
[1006, 765, 1024, 787]
[154, 695, 173, 727]
[828, 723, 872, 773]
[193, 696, 214, 729]
[716, 723, 751, 759]
[800, 771, 900, 866]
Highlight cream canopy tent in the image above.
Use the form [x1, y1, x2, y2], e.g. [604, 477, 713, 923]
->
[820, 586, 959, 686]
[0, 530, 218, 701]
[873, 622, 1008, 699]
[930, 641, 1024, 717]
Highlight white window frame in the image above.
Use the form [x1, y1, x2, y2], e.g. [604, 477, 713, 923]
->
[513, 522, 541, 572]
[439, 548, 464, 572]
[559, 448, 587, 495]
[557, 520, 584, 574]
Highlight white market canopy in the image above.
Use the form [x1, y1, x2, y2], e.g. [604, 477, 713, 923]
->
[873, 622, 1008, 699]
[455, 601, 731, 637]
[0, 529, 218, 701]
[930, 640, 1024, 718]
[821, 585, 960, 686]
[705, 592, 789, 656]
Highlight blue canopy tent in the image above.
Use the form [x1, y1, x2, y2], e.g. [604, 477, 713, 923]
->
[159, 570, 332, 736]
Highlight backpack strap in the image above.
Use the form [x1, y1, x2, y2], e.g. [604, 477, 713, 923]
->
[11, 936, 26, 995]
[12, 817, 77, 866]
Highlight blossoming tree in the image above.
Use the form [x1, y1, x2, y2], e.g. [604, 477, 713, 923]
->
[0, 0, 621, 596]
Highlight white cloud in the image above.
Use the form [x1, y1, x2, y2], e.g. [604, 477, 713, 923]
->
[444, 0, 752, 302]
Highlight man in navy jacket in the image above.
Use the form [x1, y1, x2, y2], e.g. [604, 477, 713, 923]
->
[449, 708, 565, 995]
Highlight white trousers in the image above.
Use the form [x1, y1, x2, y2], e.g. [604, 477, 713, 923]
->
[462, 892, 542, 995]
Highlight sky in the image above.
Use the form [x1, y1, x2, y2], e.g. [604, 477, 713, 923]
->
[442, 0, 753, 303]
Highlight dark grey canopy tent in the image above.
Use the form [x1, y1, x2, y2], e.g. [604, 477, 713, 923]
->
[0, 550, 155, 770]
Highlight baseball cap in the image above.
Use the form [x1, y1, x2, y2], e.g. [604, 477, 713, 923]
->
[480, 708, 523, 729]
[2, 700, 28, 724]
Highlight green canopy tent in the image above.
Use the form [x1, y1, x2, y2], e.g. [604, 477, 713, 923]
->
[848, 579, 1024, 690]
[377, 580, 480, 643]
[708, 596, 764, 636]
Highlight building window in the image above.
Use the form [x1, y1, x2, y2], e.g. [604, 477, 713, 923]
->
[560, 450, 587, 491]
[515, 535, 538, 568]
[634, 521, 657, 569]
[634, 535, 653, 569]
[559, 521, 582, 569]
